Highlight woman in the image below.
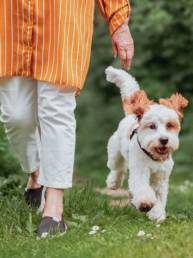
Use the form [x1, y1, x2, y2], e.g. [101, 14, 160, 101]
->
[0, 0, 134, 238]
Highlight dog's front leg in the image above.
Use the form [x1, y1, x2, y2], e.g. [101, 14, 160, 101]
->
[129, 165, 156, 212]
[147, 174, 170, 223]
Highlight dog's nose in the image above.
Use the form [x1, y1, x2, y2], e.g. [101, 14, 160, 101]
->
[159, 137, 169, 145]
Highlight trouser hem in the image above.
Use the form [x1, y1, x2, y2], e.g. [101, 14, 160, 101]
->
[37, 178, 72, 189]
[21, 165, 40, 174]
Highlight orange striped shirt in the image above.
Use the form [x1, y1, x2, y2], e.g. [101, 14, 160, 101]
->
[0, 0, 131, 94]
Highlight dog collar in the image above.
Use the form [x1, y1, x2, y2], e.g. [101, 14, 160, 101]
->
[130, 128, 138, 140]
[137, 136, 160, 162]
[130, 128, 160, 162]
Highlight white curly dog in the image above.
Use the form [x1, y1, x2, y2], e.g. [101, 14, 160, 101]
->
[105, 66, 188, 222]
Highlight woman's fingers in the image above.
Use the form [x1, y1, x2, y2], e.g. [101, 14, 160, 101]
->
[118, 48, 127, 67]
[117, 47, 133, 69]
[126, 48, 133, 68]
[112, 41, 118, 59]
[117, 44, 134, 69]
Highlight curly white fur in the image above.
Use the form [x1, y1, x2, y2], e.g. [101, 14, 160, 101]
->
[105, 66, 140, 98]
[105, 66, 182, 223]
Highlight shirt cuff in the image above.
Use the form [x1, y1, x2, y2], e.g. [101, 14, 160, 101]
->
[109, 5, 131, 36]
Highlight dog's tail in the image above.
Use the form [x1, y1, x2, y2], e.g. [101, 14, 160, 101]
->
[105, 66, 140, 98]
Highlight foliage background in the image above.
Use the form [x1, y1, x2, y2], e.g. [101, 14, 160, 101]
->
[0, 0, 193, 183]
[75, 0, 193, 179]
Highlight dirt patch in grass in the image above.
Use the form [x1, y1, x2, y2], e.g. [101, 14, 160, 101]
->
[95, 187, 130, 197]
[95, 187, 132, 207]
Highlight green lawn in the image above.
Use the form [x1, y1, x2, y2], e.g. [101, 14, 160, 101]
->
[1, 123, 193, 258]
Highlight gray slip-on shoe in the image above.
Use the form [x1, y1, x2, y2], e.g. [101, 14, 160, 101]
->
[37, 216, 67, 239]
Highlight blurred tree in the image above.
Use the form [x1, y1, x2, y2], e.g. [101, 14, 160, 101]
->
[131, 0, 193, 95]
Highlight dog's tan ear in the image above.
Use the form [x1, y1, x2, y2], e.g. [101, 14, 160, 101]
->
[123, 90, 154, 119]
[159, 93, 188, 119]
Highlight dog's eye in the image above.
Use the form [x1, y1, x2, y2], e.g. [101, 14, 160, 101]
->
[149, 123, 157, 130]
[167, 122, 174, 130]
[166, 121, 180, 131]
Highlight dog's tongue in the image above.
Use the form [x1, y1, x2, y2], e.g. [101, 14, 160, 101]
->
[158, 147, 168, 154]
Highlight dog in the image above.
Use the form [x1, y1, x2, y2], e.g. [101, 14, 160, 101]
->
[105, 66, 188, 223]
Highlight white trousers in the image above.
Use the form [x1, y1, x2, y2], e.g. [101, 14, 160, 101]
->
[0, 77, 76, 189]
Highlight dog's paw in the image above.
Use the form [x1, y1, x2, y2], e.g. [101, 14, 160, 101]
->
[139, 202, 154, 212]
[132, 195, 156, 212]
[106, 180, 118, 190]
[147, 205, 166, 223]
[106, 171, 123, 190]
[132, 198, 155, 212]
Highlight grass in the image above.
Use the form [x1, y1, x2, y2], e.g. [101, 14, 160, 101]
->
[1, 113, 193, 258]
[1, 173, 193, 258]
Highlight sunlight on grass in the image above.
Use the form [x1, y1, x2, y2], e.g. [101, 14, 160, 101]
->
[1, 167, 193, 258]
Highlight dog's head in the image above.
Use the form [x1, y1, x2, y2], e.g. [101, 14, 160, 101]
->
[124, 91, 188, 161]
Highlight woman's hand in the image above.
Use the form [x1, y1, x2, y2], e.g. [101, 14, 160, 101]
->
[111, 21, 134, 69]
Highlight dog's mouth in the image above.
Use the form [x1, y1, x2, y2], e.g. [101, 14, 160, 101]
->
[154, 146, 169, 155]
[149, 146, 171, 161]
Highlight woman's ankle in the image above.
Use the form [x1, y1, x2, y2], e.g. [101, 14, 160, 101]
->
[27, 170, 41, 189]
[43, 188, 64, 221]
[31, 170, 39, 180]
